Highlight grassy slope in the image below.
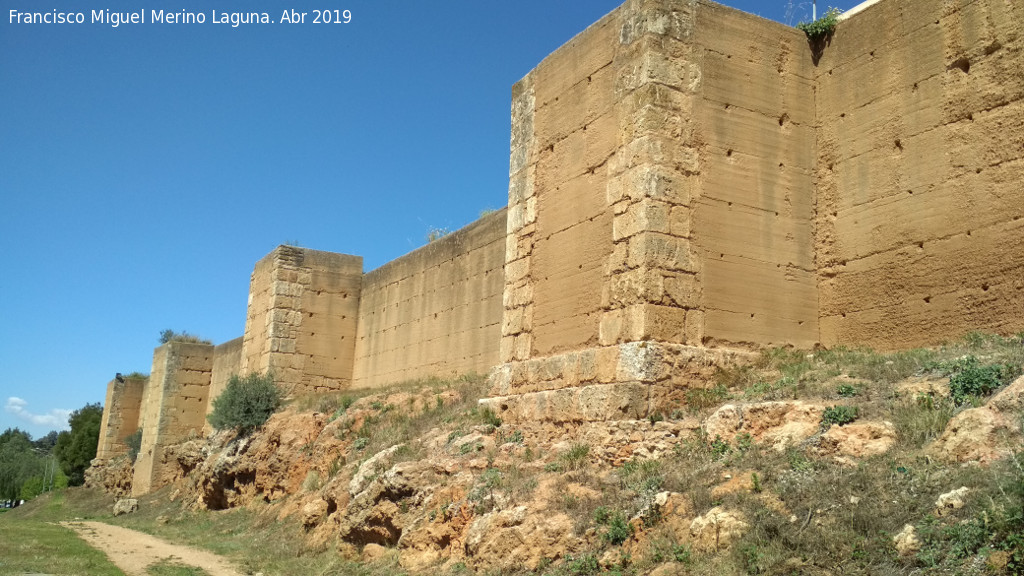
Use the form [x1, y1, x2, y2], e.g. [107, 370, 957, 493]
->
[0, 490, 125, 576]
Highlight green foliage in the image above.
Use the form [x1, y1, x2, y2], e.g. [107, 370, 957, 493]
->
[206, 372, 282, 434]
[710, 434, 732, 459]
[672, 544, 693, 564]
[685, 384, 730, 412]
[563, 553, 600, 575]
[0, 428, 39, 501]
[54, 403, 103, 486]
[940, 355, 1020, 406]
[158, 329, 212, 345]
[477, 406, 502, 428]
[893, 393, 955, 448]
[560, 443, 590, 471]
[796, 7, 841, 39]
[594, 507, 634, 545]
[820, 405, 859, 429]
[620, 458, 664, 495]
[124, 428, 143, 462]
[836, 383, 858, 397]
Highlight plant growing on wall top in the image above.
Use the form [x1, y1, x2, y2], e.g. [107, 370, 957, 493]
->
[159, 329, 212, 346]
[797, 7, 841, 66]
[796, 7, 841, 40]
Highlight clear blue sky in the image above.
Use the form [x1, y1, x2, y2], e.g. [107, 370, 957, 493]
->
[0, 0, 864, 438]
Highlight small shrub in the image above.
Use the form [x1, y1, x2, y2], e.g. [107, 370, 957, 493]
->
[123, 428, 143, 462]
[620, 458, 663, 494]
[837, 383, 858, 397]
[497, 429, 523, 445]
[673, 544, 692, 564]
[686, 384, 730, 412]
[821, 405, 859, 429]
[944, 355, 1019, 406]
[564, 554, 600, 575]
[560, 443, 590, 471]
[478, 406, 502, 428]
[595, 508, 634, 545]
[710, 435, 732, 459]
[796, 7, 841, 39]
[353, 437, 369, 451]
[207, 372, 282, 434]
[158, 329, 211, 345]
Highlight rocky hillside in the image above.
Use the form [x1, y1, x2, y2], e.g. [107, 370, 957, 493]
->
[88, 334, 1024, 575]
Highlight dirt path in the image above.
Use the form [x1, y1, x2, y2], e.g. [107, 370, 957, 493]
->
[61, 521, 246, 576]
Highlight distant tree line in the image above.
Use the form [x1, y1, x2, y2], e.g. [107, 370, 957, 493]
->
[0, 402, 103, 503]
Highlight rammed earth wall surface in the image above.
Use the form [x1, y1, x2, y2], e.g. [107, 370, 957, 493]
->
[102, 0, 1024, 493]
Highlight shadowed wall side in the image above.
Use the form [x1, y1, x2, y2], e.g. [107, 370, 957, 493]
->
[96, 375, 147, 461]
[132, 342, 212, 496]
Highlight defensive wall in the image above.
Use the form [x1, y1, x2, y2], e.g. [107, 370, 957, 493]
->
[95, 0, 1024, 495]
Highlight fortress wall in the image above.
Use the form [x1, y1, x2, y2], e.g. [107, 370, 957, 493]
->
[816, 0, 1024, 349]
[351, 210, 506, 389]
[133, 342, 213, 496]
[241, 247, 363, 394]
[96, 375, 146, 460]
[690, 3, 820, 348]
[203, 336, 243, 435]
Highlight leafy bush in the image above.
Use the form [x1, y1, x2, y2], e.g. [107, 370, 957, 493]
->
[560, 443, 590, 471]
[796, 7, 841, 39]
[207, 372, 282, 434]
[821, 405, 858, 429]
[596, 508, 634, 545]
[943, 355, 1019, 406]
[158, 329, 211, 345]
[837, 383, 858, 397]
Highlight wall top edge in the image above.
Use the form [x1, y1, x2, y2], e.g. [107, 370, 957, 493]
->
[840, 0, 884, 20]
[363, 207, 508, 281]
[214, 336, 244, 351]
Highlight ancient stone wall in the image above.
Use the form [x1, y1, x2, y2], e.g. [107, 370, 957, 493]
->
[110, 0, 1024, 494]
[351, 210, 506, 388]
[132, 342, 213, 496]
[96, 375, 147, 460]
[240, 247, 363, 394]
[815, 0, 1024, 349]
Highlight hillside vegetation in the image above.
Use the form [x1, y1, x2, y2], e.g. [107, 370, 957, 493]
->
[7, 333, 1024, 575]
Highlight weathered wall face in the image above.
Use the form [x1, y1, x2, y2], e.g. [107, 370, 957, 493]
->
[204, 336, 243, 435]
[96, 376, 147, 460]
[352, 210, 506, 388]
[815, 0, 1024, 349]
[241, 247, 363, 394]
[690, 3, 819, 348]
[132, 342, 212, 496]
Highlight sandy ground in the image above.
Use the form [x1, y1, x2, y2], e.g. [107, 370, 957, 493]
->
[61, 521, 246, 576]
